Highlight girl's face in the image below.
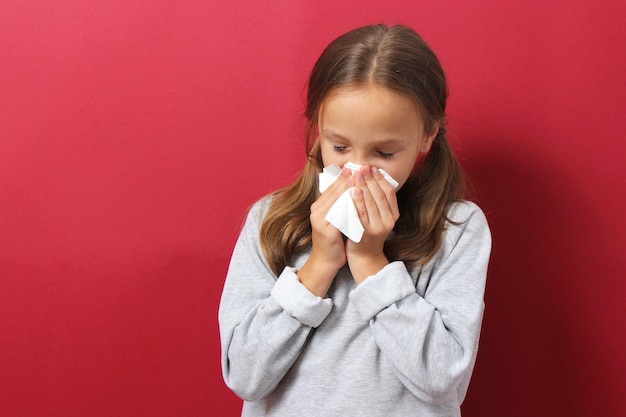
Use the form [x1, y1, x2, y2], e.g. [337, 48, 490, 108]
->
[317, 84, 436, 189]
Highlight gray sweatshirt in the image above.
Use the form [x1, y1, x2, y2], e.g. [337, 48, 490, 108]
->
[219, 197, 491, 417]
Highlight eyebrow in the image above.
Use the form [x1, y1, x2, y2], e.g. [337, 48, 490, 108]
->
[322, 129, 406, 145]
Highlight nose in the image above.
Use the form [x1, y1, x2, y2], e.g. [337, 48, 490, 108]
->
[346, 151, 371, 168]
[347, 157, 373, 169]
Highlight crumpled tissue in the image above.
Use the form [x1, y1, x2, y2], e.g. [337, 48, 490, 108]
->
[318, 162, 399, 243]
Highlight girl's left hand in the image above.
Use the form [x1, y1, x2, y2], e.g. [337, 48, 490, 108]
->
[345, 165, 400, 283]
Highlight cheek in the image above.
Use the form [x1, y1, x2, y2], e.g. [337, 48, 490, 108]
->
[410, 153, 428, 173]
[385, 157, 419, 188]
[319, 141, 342, 167]
[319, 147, 333, 167]
[390, 171, 411, 190]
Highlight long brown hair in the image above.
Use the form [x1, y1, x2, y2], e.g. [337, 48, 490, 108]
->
[260, 24, 464, 276]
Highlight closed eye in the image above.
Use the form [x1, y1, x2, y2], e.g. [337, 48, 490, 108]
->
[378, 151, 395, 159]
[333, 145, 347, 152]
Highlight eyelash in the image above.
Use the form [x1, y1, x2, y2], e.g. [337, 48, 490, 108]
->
[333, 146, 394, 158]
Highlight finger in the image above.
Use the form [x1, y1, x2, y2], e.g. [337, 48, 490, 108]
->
[362, 166, 391, 213]
[371, 167, 400, 220]
[353, 169, 379, 227]
[360, 166, 395, 227]
[352, 186, 369, 227]
[315, 168, 354, 210]
[311, 169, 355, 235]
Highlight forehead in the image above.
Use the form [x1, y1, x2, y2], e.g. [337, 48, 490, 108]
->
[319, 85, 425, 139]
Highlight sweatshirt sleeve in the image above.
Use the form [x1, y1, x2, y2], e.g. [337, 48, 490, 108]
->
[218, 199, 333, 401]
[349, 201, 491, 404]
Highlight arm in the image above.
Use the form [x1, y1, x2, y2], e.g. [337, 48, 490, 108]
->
[349, 201, 491, 404]
[218, 199, 333, 401]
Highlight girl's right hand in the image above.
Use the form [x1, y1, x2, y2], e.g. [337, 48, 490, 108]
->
[296, 168, 353, 296]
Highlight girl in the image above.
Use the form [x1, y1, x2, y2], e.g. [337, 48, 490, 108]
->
[219, 24, 491, 417]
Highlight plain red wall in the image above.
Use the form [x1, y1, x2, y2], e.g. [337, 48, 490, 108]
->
[2, 1, 625, 416]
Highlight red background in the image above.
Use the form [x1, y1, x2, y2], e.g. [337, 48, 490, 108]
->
[2, 1, 625, 416]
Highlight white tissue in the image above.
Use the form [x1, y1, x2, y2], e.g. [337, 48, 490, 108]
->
[318, 162, 399, 243]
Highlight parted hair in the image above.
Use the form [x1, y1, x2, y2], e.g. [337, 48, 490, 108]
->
[259, 24, 464, 277]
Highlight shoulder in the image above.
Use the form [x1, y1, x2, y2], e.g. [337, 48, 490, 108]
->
[229, 195, 276, 269]
[412, 200, 491, 300]
[242, 194, 275, 228]
[231, 195, 276, 249]
[446, 200, 489, 226]
[442, 200, 491, 250]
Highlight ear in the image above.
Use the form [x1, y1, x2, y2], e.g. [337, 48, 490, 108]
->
[418, 125, 439, 153]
